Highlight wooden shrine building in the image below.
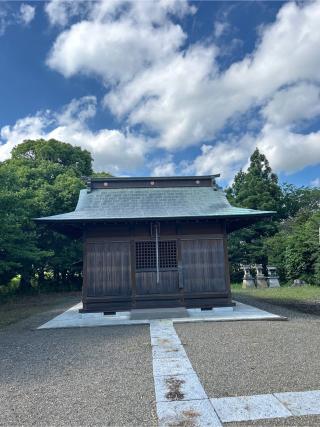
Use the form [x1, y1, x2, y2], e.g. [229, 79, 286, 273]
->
[36, 175, 273, 313]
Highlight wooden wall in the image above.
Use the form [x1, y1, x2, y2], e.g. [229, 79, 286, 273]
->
[81, 220, 232, 312]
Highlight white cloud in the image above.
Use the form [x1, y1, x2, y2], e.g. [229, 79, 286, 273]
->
[257, 125, 320, 174]
[20, 4, 35, 25]
[185, 124, 320, 180]
[311, 177, 320, 187]
[105, 44, 220, 149]
[262, 83, 320, 127]
[0, 5, 9, 36]
[0, 3, 35, 36]
[44, 0, 320, 178]
[48, 19, 186, 84]
[0, 114, 50, 160]
[150, 156, 177, 176]
[104, 1, 320, 154]
[0, 97, 147, 174]
[45, 0, 89, 27]
[47, 0, 193, 84]
[183, 136, 254, 181]
[214, 20, 229, 39]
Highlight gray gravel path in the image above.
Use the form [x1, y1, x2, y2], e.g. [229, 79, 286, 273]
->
[175, 319, 320, 398]
[0, 306, 156, 426]
[176, 303, 320, 427]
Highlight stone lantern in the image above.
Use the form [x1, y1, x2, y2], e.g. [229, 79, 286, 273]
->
[267, 266, 280, 288]
[241, 265, 255, 288]
[255, 264, 268, 288]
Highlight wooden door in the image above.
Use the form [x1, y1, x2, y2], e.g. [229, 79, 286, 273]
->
[86, 241, 131, 297]
[135, 240, 180, 297]
[180, 238, 226, 293]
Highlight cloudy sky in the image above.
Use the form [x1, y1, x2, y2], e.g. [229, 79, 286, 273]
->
[1, 0, 320, 186]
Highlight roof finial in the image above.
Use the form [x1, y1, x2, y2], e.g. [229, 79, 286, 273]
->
[211, 177, 218, 191]
[86, 178, 92, 193]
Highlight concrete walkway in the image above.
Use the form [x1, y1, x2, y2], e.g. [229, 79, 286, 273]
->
[38, 301, 285, 329]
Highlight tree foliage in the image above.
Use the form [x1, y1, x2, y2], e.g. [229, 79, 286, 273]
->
[226, 148, 320, 284]
[265, 204, 320, 284]
[0, 139, 96, 293]
[226, 148, 283, 280]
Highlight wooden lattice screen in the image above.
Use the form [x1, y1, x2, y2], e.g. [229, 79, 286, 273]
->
[135, 241, 177, 270]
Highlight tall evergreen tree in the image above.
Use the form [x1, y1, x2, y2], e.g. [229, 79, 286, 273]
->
[226, 148, 282, 280]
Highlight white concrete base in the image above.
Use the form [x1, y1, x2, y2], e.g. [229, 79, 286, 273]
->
[210, 390, 320, 422]
[210, 394, 291, 422]
[38, 301, 285, 329]
[275, 390, 320, 416]
[157, 399, 222, 427]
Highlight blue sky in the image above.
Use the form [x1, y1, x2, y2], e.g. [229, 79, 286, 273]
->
[0, 1, 319, 187]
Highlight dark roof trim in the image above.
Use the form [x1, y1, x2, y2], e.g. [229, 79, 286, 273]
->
[35, 211, 274, 224]
[90, 174, 220, 182]
[87, 175, 221, 190]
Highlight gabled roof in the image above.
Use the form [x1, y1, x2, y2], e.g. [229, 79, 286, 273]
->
[35, 176, 274, 230]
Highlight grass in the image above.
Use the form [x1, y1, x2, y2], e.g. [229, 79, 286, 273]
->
[232, 284, 320, 302]
[0, 292, 81, 328]
[232, 283, 320, 315]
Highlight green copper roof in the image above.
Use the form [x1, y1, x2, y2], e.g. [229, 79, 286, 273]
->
[36, 184, 274, 223]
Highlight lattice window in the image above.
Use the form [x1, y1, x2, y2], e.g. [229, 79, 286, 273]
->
[159, 241, 177, 269]
[136, 241, 156, 270]
[135, 241, 177, 270]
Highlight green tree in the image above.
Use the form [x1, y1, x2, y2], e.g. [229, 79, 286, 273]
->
[265, 204, 320, 285]
[0, 139, 96, 293]
[280, 184, 320, 219]
[226, 148, 282, 280]
[0, 164, 48, 286]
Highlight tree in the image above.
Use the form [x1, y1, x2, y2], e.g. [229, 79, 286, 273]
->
[226, 148, 283, 280]
[0, 139, 97, 292]
[265, 211, 320, 284]
[280, 184, 320, 219]
[0, 164, 48, 286]
[11, 138, 92, 177]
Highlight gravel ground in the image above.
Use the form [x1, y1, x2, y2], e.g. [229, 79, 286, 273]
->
[176, 301, 320, 426]
[0, 305, 156, 426]
[1, 297, 319, 426]
[176, 318, 320, 397]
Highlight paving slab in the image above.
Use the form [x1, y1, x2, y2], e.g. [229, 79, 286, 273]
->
[150, 320, 222, 425]
[275, 390, 320, 416]
[157, 399, 222, 427]
[211, 394, 291, 422]
[153, 357, 194, 377]
[154, 373, 208, 402]
[152, 343, 188, 359]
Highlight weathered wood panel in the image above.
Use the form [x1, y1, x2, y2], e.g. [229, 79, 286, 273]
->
[181, 238, 226, 293]
[86, 241, 131, 297]
[135, 270, 179, 295]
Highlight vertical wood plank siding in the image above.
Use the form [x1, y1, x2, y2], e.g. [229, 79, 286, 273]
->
[136, 271, 179, 295]
[86, 241, 131, 297]
[181, 239, 226, 293]
[81, 222, 232, 312]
